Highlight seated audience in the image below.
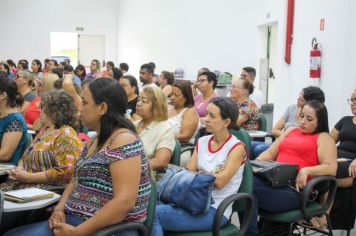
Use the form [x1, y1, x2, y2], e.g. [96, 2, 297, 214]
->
[229, 77, 259, 130]
[139, 63, 157, 93]
[168, 80, 199, 144]
[0, 90, 83, 234]
[247, 100, 337, 235]
[328, 89, 356, 229]
[6, 59, 17, 75]
[5, 78, 151, 236]
[85, 59, 101, 79]
[159, 71, 175, 97]
[240, 67, 265, 108]
[119, 62, 129, 75]
[134, 86, 175, 175]
[194, 71, 218, 120]
[31, 59, 42, 81]
[15, 69, 38, 114]
[119, 75, 140, 120]
[152, 97, 246, 235]
[251, 86, 325, 159]
[63, 65, 81, 87]
[3, 90, 83, 190]
[330, 89, 356, 185]
[0, 74, 28, 165]
[74, 64, 86, 81]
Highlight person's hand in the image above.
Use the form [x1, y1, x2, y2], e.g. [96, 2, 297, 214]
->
[48, 209, 66, 230]
[8, 167, 30, 183]
[349, 159, 356, 177]
[295, 168, 309, 192]
[53, 223, 77, 236]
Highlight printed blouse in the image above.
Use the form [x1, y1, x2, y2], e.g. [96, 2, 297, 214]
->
[65, 132, 151, 223]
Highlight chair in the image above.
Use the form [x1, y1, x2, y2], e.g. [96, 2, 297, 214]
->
[258, 114, 267, 132]
[165, 161, 255, 236]
[258, 176, 337, 236]
[0, 190, 4, 224]
[170, 140, 181, 166]
[230, 128, 251, 158]
[94, 179, 157, 236]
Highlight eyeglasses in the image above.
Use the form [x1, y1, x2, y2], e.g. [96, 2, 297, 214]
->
[347, 98, 356, 105]
[197, 79, 208, 84]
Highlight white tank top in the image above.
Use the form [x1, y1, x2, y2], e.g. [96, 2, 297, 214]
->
[197, 134, 246, 219]
[168, 108, 198, 144]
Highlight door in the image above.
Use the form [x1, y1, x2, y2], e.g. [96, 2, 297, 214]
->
[78, 34, 105, 70]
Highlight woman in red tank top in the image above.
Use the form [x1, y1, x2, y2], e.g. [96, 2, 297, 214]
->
[247, 100, 337, 235]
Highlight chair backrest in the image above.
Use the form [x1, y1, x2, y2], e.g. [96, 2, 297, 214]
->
[145, 179, 156, 234]
[0, 190, 4, 224]
[230, 128, 251, 157]
[234, 161, 253, 212]
[170, 140, 181, 166]
[258, 114, 267, 132]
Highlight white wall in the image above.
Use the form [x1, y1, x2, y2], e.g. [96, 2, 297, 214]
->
[257, 0, 356, 126]
[0, 0, 118, 64]
[117, 0, 260, 80]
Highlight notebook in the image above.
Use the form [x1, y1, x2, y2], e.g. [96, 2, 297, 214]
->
[5, 188, 55, 203]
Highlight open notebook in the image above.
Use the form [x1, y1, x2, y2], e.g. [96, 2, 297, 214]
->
[5, 188, 55, 203]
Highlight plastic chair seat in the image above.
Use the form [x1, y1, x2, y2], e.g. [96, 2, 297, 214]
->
[260, 202, 322, 223]
[166, 223, 239, 236]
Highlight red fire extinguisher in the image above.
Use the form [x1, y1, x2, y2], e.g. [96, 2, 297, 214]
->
[310, 37, 321, 78]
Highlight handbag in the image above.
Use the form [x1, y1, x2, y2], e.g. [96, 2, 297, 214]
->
[250, 160, 299, 187]
[157, 164, 216, 215]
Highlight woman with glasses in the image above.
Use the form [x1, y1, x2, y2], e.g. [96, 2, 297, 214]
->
[330, 89, 356, 181]
[328, 89, 356, 230]
[229, 77, 259, 130]
[194, 71, 218, 119]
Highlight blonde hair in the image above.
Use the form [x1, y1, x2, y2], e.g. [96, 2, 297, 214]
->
[142, 86, 168, 121]
[42, 73, 59, 93]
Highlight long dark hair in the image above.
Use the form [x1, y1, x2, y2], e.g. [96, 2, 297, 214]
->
[88, 78, 136, 148]
[0, 74, 24, 107]
[302, 100, 329, 133]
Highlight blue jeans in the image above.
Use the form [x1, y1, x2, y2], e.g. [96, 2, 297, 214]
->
[4, 213, 138, 236]
[246, 176, 300, 236]
[152, 205, 229, 236]
[250, 141, 271, 160]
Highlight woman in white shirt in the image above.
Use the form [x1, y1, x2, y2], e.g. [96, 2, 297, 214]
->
[134, 86, 175, 174]
[152, 97, 246, 235]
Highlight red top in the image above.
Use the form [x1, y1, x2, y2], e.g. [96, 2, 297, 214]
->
[277, 128, 320, 170]
[24, 96, 41, 125]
